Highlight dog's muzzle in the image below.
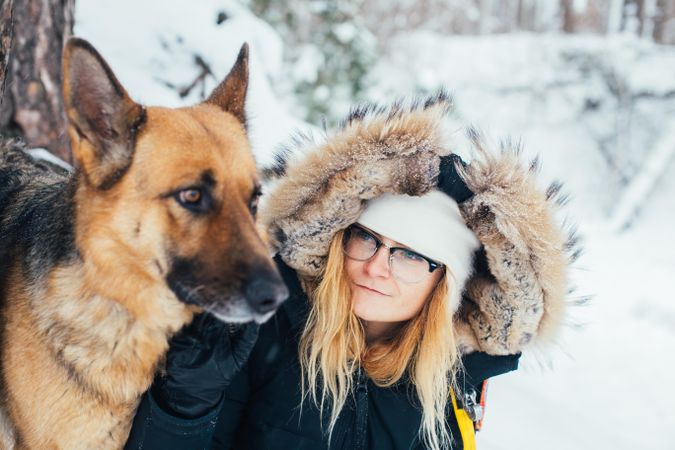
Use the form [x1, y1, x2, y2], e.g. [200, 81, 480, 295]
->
[244, 277, 288, 315]
[166, 257, 289, 324]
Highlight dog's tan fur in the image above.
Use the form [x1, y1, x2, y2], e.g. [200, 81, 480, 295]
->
[0, 38, 284, 449]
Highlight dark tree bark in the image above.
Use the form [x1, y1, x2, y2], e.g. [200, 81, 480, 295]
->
[0, 0, 13, 100]
[561, 0, 576, 33]
[632, 0, 646, 35]
[653, 0, 674, 44]
[0, 0, 75, 163]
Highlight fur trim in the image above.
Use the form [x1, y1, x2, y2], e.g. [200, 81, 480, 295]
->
[259, 93, 453, 277]
[453, 130, 577, 354]
[258, 95, 576, 355]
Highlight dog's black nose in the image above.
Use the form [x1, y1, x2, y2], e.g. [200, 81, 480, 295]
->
[244, 278, 289, 314]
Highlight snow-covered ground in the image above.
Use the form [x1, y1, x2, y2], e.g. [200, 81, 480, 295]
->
[75, 1, 675, 448]
[480, 218, 675, 449]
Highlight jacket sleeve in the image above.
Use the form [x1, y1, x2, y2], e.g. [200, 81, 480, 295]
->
[459, 351, 520, 393]
[210, 367, 251, 449]
[124, 365, 250, 450]
[123, 389, 223, 450]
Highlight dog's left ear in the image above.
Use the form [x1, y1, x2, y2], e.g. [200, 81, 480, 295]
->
[204, 43, 249, 128]
[62, 38, 146, 190]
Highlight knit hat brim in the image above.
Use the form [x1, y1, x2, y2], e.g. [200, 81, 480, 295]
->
[357, 191, 480, 310]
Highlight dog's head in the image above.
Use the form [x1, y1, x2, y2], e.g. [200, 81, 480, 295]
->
[62, 38, 288, 324]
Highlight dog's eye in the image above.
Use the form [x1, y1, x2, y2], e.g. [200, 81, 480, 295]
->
[249, 186, 262, 218]
[174, 188, 211, 213]
[249, 194, 260, 217]
[179, 189, 202, 204]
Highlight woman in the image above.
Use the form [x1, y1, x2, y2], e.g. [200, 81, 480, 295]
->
[125, 92, 573, 450]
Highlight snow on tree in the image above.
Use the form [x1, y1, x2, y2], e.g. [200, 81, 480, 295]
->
[243, 0, 377, 123]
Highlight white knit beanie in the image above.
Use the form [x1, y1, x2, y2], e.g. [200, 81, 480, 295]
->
[357, 191, 480, 310]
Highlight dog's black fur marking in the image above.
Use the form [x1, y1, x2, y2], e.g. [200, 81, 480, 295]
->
[166, 257, 202, 306]
[0, 141, 78, 290]
[1, 140, 78, 447]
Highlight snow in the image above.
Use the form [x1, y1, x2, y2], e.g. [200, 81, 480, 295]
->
[609, 119, 675, 230]
[74, 0, 312, 168]
[367, 31, 675, 450]
[366, 32, 675, 222]
[26, 148, 74, 172]
[73, 2, 675, 449]
[478, 221, 675, 449]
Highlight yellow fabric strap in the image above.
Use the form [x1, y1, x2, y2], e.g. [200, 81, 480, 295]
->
[451, 390, 476, 450]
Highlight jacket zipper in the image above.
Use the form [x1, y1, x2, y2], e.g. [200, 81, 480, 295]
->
[353, 368, 369, 450]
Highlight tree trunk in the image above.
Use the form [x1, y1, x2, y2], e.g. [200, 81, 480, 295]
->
[635, 0, 645, 35]
[607, 0, 625, 34]
[0, 0, 75, 163]
[653, 0, 673, 44]
[561, 0, 576, 33]
[0, 0, 13, 100]
[478, 0, 492, 34]
[641, 0, 657, 39]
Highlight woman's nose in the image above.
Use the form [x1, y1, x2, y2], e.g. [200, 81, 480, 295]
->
[363, 246, 391, 278]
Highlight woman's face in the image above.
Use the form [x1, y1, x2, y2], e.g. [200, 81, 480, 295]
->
[344, 225, 444, 326]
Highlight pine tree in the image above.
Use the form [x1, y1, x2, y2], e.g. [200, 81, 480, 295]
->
[245, 0, 377, 123]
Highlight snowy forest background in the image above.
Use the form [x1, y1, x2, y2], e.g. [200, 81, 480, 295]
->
[2, 0, 675, 448]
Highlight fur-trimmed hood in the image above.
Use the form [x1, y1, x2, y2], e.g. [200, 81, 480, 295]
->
[258, 92, 578, 355]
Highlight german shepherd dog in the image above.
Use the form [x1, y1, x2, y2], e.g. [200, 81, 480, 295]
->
[0, 38, 288, 449]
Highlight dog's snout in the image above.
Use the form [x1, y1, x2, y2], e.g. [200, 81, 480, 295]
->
[244, 278, 289, 314]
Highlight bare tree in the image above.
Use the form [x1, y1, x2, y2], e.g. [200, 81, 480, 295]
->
[653, 0, 675, 44]
[561, 0, 577, 32]
[1, 0, 13, 102]
[0, 0, 75, 163]
[478, 0, 492, 33]
[607, 0, 625, 33]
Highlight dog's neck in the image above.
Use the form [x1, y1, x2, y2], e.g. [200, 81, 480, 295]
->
[31, 258, 193, 406]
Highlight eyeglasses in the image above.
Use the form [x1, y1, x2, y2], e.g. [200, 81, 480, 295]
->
[342, 224, 444, 284]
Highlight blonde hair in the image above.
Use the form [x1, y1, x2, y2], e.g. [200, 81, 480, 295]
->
[299, 230, 461, 450]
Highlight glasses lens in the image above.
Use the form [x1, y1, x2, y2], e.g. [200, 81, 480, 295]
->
[343, 226, 378, 260]
[390, 249, 431, 284]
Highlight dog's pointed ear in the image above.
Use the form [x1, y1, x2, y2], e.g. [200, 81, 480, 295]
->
[62, 38, 146, 190]
[204, 43, 249, 127]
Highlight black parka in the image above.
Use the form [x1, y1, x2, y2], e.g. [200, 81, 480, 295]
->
[125, 257, 520, 450]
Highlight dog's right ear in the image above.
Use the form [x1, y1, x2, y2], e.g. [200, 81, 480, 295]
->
[62, 38, 146, 190]
[204, 43, 249, 128]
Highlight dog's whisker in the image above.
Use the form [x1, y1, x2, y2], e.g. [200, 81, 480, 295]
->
[185, 284, 208, 304]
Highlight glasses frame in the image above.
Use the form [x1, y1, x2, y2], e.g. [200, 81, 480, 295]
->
[342, 224, 444, 282]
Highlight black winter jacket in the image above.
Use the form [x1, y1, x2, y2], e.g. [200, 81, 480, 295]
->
[125, 257, 520, 450]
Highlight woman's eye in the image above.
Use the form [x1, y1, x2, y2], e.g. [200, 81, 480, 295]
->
[355, 229, 376, 243]
[178, 189, 202, 205]
[401, 250, 424, 262]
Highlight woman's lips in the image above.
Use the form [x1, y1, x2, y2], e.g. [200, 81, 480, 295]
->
[355, 284, 390, 296]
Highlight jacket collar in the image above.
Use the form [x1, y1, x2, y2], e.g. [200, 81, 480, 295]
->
[275, 255, 310, 331]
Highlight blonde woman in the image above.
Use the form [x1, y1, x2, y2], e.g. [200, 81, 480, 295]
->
[126, 93, 574, 450]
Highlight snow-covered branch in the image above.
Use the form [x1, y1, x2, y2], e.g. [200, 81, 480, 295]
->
[610, 118, 675, 231]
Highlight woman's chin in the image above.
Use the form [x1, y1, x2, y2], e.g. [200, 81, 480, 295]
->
[352, 294, 393, 322]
